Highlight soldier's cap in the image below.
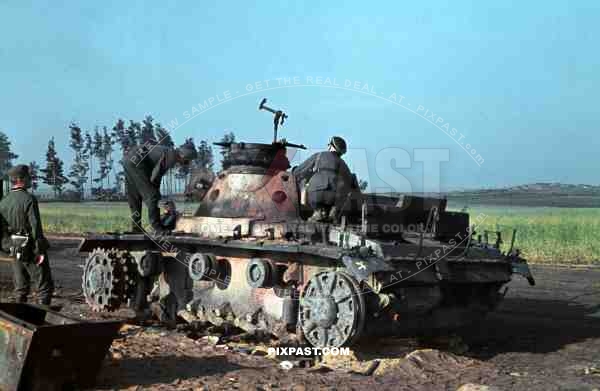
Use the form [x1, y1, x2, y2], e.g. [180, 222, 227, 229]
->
[7, 164, 30, 179]
[177, 142, 198, 162]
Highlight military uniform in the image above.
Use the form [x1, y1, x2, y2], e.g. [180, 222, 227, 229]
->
[0, 165, 54, 305]
[122, 144, 179, 231]
[150, 257, 193, 326]
[123, 143, 197, 232]
[293, 150, 355, 220]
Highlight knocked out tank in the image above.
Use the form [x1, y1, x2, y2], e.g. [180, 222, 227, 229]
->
[78, 100, 535, 348]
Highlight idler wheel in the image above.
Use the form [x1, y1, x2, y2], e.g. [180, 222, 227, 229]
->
[299, 271, 366, 348]
[82, 248, 138, 312]
[246, 258, 276, 288]
[188, 253, 215, 281]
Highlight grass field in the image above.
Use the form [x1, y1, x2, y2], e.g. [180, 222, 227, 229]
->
[38, 202, 600, 264]
[39, 202, 199, 234]
[448, 205, 600, 265]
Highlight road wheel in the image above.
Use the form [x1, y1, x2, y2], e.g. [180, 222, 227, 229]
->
[298, 271, 366, 348]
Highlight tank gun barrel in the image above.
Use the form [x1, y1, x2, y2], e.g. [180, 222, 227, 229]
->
[279, 140, 307, 150]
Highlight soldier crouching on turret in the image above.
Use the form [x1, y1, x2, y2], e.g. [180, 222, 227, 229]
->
[292, 136, 357, 222]
[0, 164, 54, 305]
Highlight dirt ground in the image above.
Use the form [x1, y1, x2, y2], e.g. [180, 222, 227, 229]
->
[2, 237, 600, 390]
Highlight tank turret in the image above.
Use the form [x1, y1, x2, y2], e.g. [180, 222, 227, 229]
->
[191, 141, 299, 222]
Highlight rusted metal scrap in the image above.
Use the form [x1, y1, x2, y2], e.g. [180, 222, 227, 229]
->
[0, 303, 121, 391]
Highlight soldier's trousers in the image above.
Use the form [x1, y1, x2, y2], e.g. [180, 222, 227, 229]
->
[155, 257, 193, 322]
[132, 257, 192, 324]
[123, 161, 162, 230]
[12, 255, 54, 305]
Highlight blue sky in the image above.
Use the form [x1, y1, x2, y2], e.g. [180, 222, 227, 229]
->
[1, 0, 598, 192]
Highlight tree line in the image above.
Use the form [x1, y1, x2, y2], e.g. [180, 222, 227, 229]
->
[0, 121, 368, 198]
[0, 116, 227, 199]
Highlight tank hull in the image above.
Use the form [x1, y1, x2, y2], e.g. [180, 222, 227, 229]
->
[77, 141, 534, 348]
[78, 226, 529, 347]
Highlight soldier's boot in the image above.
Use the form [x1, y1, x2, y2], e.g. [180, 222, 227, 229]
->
[36, 260, 55, 306]
[131, 308, 154, 326]
[150, 299, 177, 329]
[148, 204, 166, 233]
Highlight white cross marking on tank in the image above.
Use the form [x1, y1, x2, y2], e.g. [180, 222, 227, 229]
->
[356, 261, 367, 271]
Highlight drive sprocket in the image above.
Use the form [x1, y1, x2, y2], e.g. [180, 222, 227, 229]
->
[82, 248, 138, 312]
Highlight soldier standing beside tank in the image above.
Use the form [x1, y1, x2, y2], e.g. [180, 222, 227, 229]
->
[0, 165, 54, 305]
[122, 141, 197, 233]
[292, 136, 357, 222]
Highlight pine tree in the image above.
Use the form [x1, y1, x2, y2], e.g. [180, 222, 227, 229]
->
[111, 119, 127, 196]
[0, 131, 18, 177]
[112, 119, 127, 152]
[28, 161, 40, 192]
[111, 118, 124, 144]
[155, 123, 175, 194]
[155, 124, 174, 147]
[98, 126, 113, 188]
[114, 171, 125, 196]
[54, 158, 67, 195]
[175, 137, 194, 192]
[93, 127, 105, 189]
[125, 120, 140, 148]
[128, 120, 141, 146]
[68, 123, 87, 199]
[83, 131, 94, 195]
[41, 137, 67, 196]
[218, 131, 235, 169]
[141, 115, 156, 144]
[196, 140, 214, 170]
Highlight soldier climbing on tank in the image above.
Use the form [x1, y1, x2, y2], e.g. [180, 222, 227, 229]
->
[292, 136, 357, 222]
[122, 141, 197, 234]
[0, 164, 54, 305]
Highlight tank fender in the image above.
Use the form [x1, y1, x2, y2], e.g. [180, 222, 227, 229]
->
[509, 255, 536, 286]
[329, 227, 384, 257]
[341, 254, 395, 282]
